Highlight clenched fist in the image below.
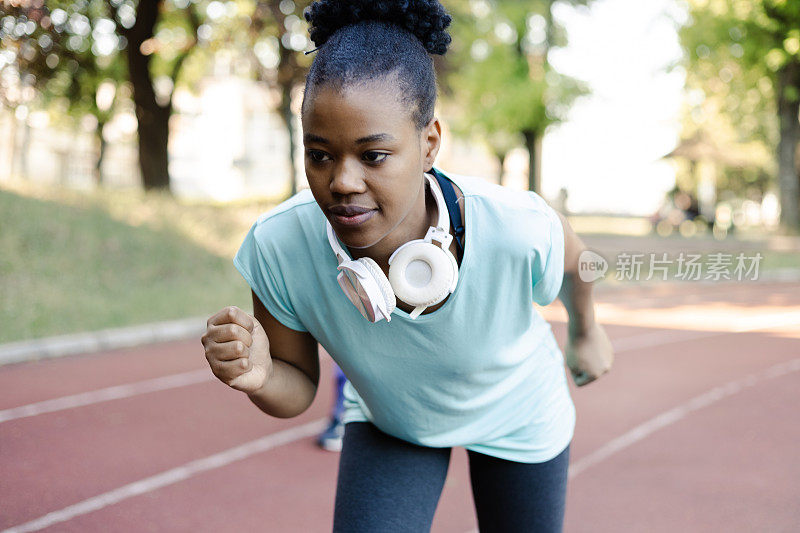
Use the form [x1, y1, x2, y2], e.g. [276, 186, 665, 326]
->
[565, 321, 614, 387]
[201, 306, 272, 394]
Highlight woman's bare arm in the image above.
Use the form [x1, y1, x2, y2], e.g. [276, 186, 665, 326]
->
[246, 290, 321, 418]
[555, 212, 614, 386]
[556, 212, 595, 338]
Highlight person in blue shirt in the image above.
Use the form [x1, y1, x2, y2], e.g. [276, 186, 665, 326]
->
[201, 1, 614, 531]
[317, 362, 347, 452]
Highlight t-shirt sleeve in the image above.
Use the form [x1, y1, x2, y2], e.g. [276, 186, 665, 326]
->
[529, 192, 566, 306]
[232, 221, 308, 332]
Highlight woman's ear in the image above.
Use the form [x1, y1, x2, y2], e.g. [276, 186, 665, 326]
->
[421, 117, 442, 172]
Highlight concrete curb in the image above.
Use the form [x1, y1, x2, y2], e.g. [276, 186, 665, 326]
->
[0, 316, 207, 367]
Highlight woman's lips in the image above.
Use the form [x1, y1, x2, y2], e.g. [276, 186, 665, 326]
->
[330, 209, 377, 227]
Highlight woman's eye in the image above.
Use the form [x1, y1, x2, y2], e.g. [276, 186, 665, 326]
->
[364, 152, 388, 164]
[307, 150, 330, 163]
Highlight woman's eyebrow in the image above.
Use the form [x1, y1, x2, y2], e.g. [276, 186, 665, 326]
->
[303, 133, 397, 145]
[354, 133, 396, 145]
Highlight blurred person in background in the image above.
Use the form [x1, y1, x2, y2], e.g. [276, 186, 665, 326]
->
[317, 363, 347, 452]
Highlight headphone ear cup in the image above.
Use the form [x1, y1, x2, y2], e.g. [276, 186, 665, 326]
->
[388, 242, 455, 307]
[359, 256, 397, 315]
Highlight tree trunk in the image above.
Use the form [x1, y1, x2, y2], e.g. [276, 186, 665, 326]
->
[6, 109, 18, 180]
[261, 0, 307, 199]
[125, 0, 171, 192]
[278, 83, 298, 198]
[523, 129, 541, 193]
[495, 151, 506, 185]
[18, 115, 31, 179]
[133, 102, 171, 191]
[94, 120, 107, 188]
[777, 61, 800, 232]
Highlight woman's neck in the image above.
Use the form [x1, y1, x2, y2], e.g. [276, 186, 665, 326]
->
[347, 179, 438, 275]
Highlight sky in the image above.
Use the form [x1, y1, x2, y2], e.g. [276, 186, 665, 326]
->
[538, 0, 688, 215]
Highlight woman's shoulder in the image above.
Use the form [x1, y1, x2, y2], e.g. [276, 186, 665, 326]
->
[254, 188, 319, 226]
[440, 169, 561, 256]
[249, 189, 325, 249]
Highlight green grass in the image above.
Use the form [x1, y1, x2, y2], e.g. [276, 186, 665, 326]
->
[2, 180, 798, 344]
[0, 186, 270, 344]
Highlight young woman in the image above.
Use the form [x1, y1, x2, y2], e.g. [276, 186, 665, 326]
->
[201, 1, 614, 531]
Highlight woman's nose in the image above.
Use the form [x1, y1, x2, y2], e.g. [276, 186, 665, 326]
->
[329, 159, 367, 195]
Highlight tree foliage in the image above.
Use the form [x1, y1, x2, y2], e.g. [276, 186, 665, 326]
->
[678, 0, 800, 231]
[1, 0, 204, 191]
[444, 0, 591, 191]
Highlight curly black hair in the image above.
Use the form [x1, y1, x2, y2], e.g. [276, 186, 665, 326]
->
[301, 0, 452, 131]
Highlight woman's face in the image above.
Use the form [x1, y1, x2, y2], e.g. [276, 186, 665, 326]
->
[301, 78, 441, 258]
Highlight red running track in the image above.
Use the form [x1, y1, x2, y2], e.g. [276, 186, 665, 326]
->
[1, 281, 798, 532]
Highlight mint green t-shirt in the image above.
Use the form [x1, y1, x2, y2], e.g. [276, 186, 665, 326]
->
[233, 170, 575, 463]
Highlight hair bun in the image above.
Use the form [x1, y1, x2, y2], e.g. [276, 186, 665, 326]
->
[304, 0, 452, 56]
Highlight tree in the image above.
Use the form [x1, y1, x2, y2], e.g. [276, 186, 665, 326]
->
[105, 0, 201, 191]
[247, 0, 312, 198]
[444, 0, 591, 192]
[234, 0, 461, 199]
[678, 0, 800, 232]
[0, 1, 53, 179]
[1, 0, 203, 192]
[207, 0, 322, 198]
[1, 1, 127, 185]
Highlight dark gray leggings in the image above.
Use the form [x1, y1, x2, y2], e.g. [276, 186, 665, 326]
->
[333, 421, 570, 532]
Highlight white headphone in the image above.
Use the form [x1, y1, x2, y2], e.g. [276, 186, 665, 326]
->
[326, 172, 459, 322]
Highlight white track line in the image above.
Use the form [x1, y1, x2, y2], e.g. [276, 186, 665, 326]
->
[1, 418, 328, 533]
[612, 329, 719, 352]
[3, 316, 798, 530]
[0, 369, 213, 424]
[0, 327, 696, 425]
[568, 357, 800, 479]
